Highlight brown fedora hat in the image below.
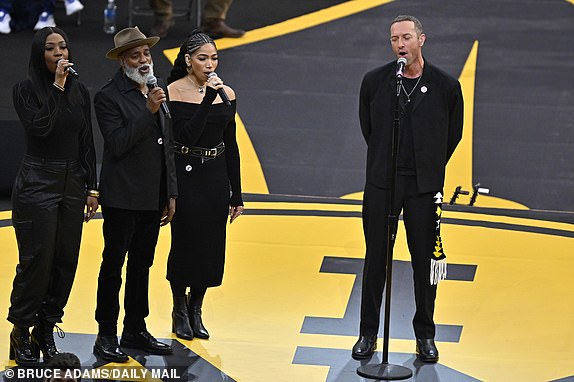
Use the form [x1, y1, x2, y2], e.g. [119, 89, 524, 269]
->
[105, 26, 160, 60]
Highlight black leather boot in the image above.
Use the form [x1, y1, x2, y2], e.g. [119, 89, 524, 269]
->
[172, 295, 193, 340]
[351, 335, 377, 359]
[31, 321, 62, 362]
[188, 292, 209, 339]
[93, 334, 129, 363]
[416, 338, 439, 363]
[9, 326, 39, 365]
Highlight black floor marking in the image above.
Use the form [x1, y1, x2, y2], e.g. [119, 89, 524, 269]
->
[292, 347, 481, 382]
[301, 257, 476, 342]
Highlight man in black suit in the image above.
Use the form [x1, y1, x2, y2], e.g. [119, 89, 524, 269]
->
[352, 15, 463, 363]
[92, 26, 177, 362]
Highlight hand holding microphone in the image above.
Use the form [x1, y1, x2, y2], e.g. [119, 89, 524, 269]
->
[207, 72, 232, 106]
[146, 77, 171, 118]
[56, 59, 79, 78]
[54, 59, 79, 90]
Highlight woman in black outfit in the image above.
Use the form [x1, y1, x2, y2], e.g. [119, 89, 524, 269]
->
[8, 26, 98, 365]
[166, 31, 244, 340]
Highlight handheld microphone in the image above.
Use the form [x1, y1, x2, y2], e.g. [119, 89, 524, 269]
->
[66, 66, 79, 78]
[396, 57, 407, 78]
[208, 72, 232, 106]
[146, 77, 171, 119]
[57, 59, 79, 78]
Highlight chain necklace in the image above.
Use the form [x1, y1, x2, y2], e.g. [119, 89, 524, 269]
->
[186, 75, 205, 94]
[401, 75, 422, 103]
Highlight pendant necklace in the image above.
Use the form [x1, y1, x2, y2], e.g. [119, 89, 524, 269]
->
[401, 75, 422, 103]
[187, 76, 205, 94]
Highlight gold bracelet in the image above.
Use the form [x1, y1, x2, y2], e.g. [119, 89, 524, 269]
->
[87, 189, 100, 198]
[53, 82, 65, 92]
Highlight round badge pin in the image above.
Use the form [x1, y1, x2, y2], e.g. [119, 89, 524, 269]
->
[421, 86, 428, 93]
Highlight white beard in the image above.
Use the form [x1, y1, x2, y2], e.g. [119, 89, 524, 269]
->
[123, 62, 155, 85]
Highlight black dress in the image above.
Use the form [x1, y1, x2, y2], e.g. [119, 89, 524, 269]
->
[167, 87, 242, 287]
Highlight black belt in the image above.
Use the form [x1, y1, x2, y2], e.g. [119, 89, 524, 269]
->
[174, 141, 225, 159]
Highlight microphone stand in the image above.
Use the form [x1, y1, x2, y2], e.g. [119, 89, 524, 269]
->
[357, 75, 413, 380]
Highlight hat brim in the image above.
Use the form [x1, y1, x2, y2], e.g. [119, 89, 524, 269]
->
[105, 37, 160, 60]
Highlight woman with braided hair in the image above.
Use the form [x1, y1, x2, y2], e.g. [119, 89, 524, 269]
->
[166, 30, 244, 340]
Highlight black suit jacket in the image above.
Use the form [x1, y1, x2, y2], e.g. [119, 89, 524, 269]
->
[359, 59, 463, 193]
[95, 70, 177, 210]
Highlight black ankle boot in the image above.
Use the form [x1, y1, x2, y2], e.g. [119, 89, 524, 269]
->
[172, 295, 193, 340]
[30, 321, 62, 362]
[189, 306, 209, 339]
[9, 326, 39, 365]
[187, 293, 209, 339]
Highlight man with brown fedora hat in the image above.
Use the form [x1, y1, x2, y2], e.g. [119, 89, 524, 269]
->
[92, 26, 177, 362]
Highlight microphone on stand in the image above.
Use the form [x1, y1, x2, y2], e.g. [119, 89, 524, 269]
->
[208, 72, 232, 106]
[146, 77, 171, 119]
[396, 57, 407, 78]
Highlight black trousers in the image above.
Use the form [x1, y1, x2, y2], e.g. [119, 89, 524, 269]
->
[95, 206, 162, 335]
[360, 176, 438, 339]
[8, 155, 85, 327]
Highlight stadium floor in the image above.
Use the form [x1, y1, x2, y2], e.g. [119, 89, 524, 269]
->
[1, 1, 573, 381]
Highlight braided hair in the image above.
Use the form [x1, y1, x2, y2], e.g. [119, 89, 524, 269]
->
[167, 30, 216, 84]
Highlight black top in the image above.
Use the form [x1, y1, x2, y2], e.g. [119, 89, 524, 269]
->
[171, 86, 242, 206]
[397, 76, 421, 175]
[12, 79, 97, 190]
[359, 59, 463, 193]
[94, 70, 178, 210]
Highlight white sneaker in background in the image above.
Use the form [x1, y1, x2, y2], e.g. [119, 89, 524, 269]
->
[64, 0, 84, 16]
[34, 12, 56, 30]
[0, 11, 11, 34]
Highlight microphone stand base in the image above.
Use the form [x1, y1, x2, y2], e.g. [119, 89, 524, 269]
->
[357, 362, 412, 380]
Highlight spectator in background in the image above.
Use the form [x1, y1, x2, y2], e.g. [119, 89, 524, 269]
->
[44, 352, 82, 382]
[150, 0, 244, 38]
[0, 0, 84, 34]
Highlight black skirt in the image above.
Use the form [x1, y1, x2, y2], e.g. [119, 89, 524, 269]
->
[167, 152, 230, 287]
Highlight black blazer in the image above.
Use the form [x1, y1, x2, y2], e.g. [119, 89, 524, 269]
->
[95, 70, 177, 210]
[359, 59, 463, 193]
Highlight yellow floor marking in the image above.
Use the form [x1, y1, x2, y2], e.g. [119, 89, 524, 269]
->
[164, 0, 395, 59]
[246, 201, 361, 212]
[1, 213, 573, 380]
[445, 41, 528, 209]
[444, 41, 477, 197]
[434, 224, 574, 381]
[3, 3, 573, 381]
[235, 113, 269, 193]
[243, 201, 573, 232]
[340, 191, 529, 209]
[445, 211, 574, 232]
